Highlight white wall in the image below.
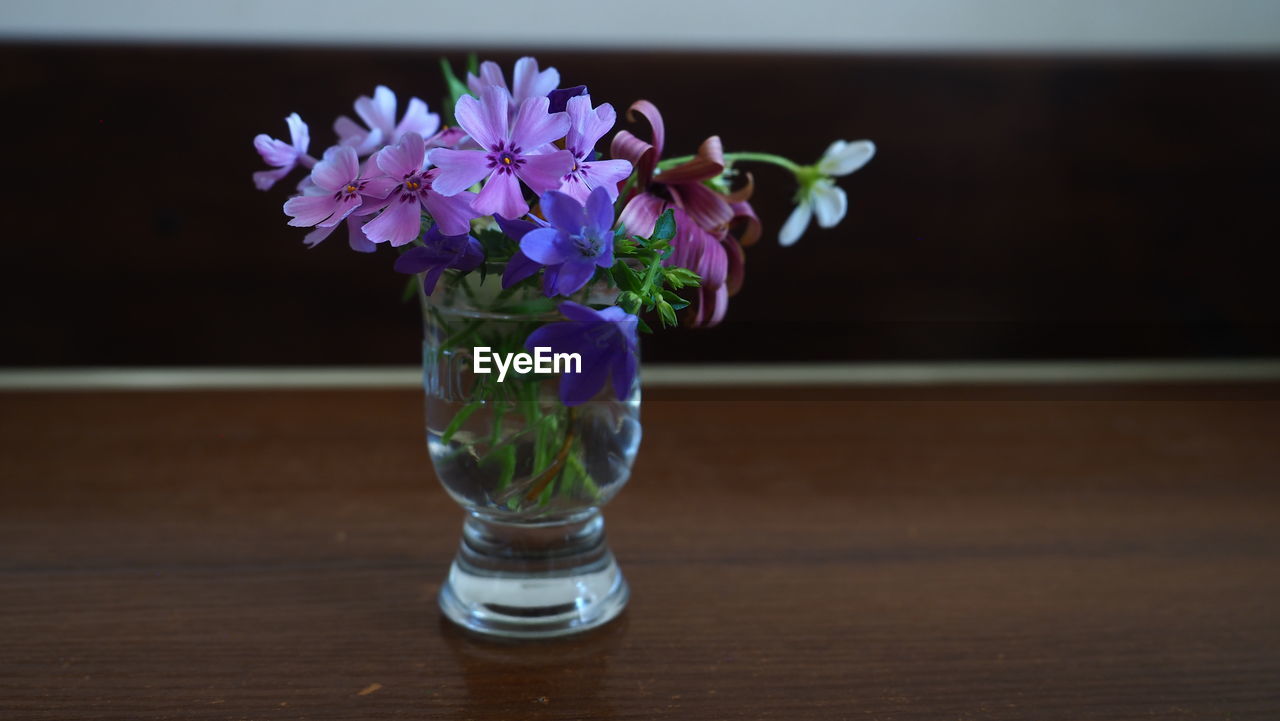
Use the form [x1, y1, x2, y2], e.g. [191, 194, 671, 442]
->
[1, 0, 1278, 54]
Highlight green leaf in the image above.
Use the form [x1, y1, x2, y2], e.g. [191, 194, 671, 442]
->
[617, 291, 643, 315]
[636, 315, 654, 334]
[441, 401, 482, 444]
[439, 57, 472, 124]
[660, 289, 690, 310]
[652, 208, 677, 241]
[611, 261, 642, 292]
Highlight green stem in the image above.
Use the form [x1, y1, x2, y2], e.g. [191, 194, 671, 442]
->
[657, 151, 802, 174]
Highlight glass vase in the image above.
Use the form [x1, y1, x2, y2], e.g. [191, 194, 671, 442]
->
[419, 267, 640, 638]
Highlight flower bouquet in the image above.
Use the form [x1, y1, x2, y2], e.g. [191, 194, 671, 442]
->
[255, 56, 873, 637]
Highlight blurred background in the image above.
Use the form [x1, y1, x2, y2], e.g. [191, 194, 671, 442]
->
[2, 0, 1278, 369]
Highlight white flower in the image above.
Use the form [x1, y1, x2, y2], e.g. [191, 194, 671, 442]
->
[779, 140, 875, 247]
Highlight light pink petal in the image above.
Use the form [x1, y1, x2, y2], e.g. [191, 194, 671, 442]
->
[566, 96, 616, 156]
[284, 194, 338, 227]
[617, 193, 666, 237]
[253, 165, 292, 191]
[395, 97, 440, 142]
[333, 115, 368, 146]
[517, 150, 575, 195]
[654, 135, 724, 184]
[376, 132, 425, 178]
[254, 134, 297, 168]
[302, 223, 336, 248]
[473, 171, 528, 219]
[356, 86, 397, 136]
[424, 189, 478, 236]
[362, 175, 399, 200]
[285, 112, 309, 154]
[317, 194, 364, 228]
[361, 196, 421, 246]
[511, 96, 569, 151]
[580, 159, 632, 200]
[613, 100, 665, 184]
[558, 175, 590, 203]
[427, 148, 491, 196]
[511, 56, 559, 104]
[670, 182, 733, 232]
[346, 216, 377, 253]
[312, 146, 360, 191]
[468, 61, 508, 96]
[723, 235, 746, 296]
[454, 87, 507, 151]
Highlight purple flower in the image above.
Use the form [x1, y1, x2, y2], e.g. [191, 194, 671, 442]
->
[525, 302, 639, 406]
[519, 187, 615, 297]
[283, 146, 369, 229]
[428, 86, 574, 219]
[334, 86, 439, 157]
[253, 113, 312, 190]
[548, 85, 588, 114]
[559, 95, 632, 203]
[302, 210, 379, 253]
[467, 57, 559, 109]
[493, 214, 548, 288]
[359, 132, 480, 246]
[392, 226, 485, 295]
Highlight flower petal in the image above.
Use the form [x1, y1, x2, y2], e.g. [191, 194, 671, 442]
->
[375, 132, 425, 178]
[585, 185, 615, 237]
[670, 181, 734, 232]
[511, 95, 570, 151]
[559, 350, 610, 406]
[778, 201, 811, 247]
[540, 190, 584, 233]
[811, 181, 848, 228]
[423, 188, 477, 236]
[502, 250, 542, 288]
[517, 150, 575, 195]
[346, 215, 377, 253]
[552, 259, 595, 296]
[395, 97, 440, 143]
[519, 227, 572, 265]
[580, 159, 632, 201]
[654, 135, 724, 185]
[427, 149, 491, 197]
[361, 196, 421, 246]
[253, 164, 292, 191]
[254, 134, 297, 168]
[284, 194, 338, 227]
[617, 193, 666, 238]
[317, 193, 363, 228]
[285, 112, 309, 153]
[817, 139, 875, 177]
[511, 56, 560, 104]
[356, 85, 397, 136]
[565, 96, 617, 157]
[312, 146, 359, 192]
[473, 170, 528, 219]
[454, 88, 507, 151]
[610, 343, 638, 400]
[468, 60, 508, 97]
[302, 223, 336, 248]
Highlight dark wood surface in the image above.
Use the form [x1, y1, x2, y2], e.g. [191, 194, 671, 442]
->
[4, 43, 1280, 365]
[2, 386, 1278, 719]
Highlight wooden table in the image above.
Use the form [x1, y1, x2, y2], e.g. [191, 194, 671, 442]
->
[2, 387, 1278, 719]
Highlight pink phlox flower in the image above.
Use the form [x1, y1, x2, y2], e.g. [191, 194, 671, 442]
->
[334, 86, 439, 157]
[558, 95, 632, 203]
[253, 113, 312, 190]
[427, 86, 574, 220]
[359, 132, 481, 246]
[283, 145, 370, 232]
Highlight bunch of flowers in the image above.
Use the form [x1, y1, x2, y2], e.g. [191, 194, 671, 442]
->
[254, 56, 874, 406]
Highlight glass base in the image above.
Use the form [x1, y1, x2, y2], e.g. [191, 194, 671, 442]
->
[438, 509, 629, 639]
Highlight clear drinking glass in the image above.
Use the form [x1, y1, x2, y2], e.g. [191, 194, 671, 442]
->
[420, 267, 640, 638]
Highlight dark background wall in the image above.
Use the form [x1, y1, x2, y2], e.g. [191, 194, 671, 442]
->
[3, 44, 1277, 365]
